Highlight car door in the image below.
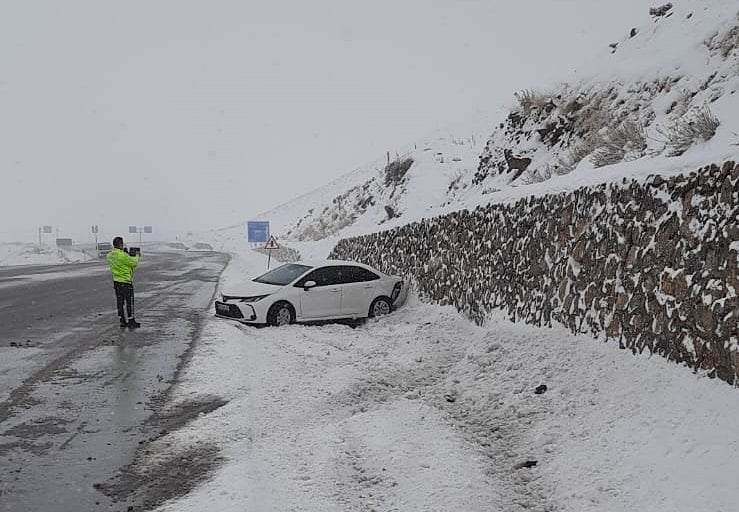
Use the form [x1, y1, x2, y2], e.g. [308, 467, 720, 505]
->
[339, 266, 380, 316]
[295, 266, 342, 319]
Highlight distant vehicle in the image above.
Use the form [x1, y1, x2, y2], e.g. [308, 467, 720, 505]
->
[215, 260, 408, 326]
[191, 243, 213, 251]
[96, 242, 112, 258]
[167, 242, 188, 250]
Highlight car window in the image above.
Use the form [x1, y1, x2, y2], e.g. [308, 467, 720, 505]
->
[296, 266, 342, 287]
[351, 266, 380, 282]
[332, 265, 377, 284]
[327, 266, 351, 285]
[254, 263, 312, 286]
[334, 265, 356, 284]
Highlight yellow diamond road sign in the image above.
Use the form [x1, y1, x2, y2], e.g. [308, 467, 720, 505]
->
[264, 235, 280, 250]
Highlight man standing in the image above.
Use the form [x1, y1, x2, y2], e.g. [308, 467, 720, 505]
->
[107, 236, 141, 329]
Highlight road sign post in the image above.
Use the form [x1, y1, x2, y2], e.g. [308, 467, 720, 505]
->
[247, 221, 270, 246]
[128, 225, 153, 244]
[38, 225, 52, 249]
[264, 235, 280, 269]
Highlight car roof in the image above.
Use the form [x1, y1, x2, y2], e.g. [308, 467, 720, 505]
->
[297, 259, 375, 269]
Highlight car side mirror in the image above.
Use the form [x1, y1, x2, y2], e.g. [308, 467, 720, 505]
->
[303, 280, 317, 291]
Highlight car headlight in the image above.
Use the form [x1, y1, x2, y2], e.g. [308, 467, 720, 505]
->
[221, 294, 271, 303]
[239, 294, 270, 303]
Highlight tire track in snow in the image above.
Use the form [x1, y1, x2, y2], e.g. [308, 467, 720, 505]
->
[316, 306, 557, 511]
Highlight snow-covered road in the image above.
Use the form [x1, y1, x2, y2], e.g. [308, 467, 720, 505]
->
[152, 252, 739, 512]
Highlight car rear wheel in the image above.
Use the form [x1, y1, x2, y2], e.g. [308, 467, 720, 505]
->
[369, 297, 392, 318]
[267, 302, 295, 326]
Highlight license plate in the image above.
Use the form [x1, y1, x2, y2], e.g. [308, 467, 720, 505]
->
[216, 302, 230, 314]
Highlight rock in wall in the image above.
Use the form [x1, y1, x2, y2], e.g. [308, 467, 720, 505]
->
[331, 161, 739, 385]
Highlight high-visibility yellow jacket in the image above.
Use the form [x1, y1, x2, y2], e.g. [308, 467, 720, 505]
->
[107, 248, 140, 284]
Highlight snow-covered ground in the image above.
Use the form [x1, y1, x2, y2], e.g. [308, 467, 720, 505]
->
[152, 249, 739, 512]
[0, 242, 92, 266]
[155, 1, 739, 509]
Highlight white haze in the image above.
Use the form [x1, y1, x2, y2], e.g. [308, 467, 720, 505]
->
[0, 0, 650, 243]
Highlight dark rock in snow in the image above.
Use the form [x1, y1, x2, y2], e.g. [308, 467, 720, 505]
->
[649, 3, 673, 18]
[503, 149, 532, 182]
[534, 385, 548, 395]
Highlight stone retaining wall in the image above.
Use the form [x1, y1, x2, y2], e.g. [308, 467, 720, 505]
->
[330, 161, 739, 385]
[253, 245, 301, 263]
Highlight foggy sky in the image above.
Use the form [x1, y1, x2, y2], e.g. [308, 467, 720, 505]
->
[0, 0, 650, 243]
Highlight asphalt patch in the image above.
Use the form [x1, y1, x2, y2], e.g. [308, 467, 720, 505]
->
[98, 441, 224, 511]
[150, 395, 229, 436]
[98, 396, 228, 510]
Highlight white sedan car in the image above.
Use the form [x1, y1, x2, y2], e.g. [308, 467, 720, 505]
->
[214, 260, 408, 326]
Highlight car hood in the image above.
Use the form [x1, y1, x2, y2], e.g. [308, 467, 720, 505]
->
[222, 280, 283, 299]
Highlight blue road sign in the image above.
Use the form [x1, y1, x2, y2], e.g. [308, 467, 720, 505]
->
[247, 221, 270, 243]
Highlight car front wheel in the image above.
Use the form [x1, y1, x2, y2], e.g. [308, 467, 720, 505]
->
[267, 302, 295, 326]
[369, 297, 392, 318]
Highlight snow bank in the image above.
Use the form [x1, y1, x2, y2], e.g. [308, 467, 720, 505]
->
[151, 250, 739, 512]
[0, 242, 92, 266]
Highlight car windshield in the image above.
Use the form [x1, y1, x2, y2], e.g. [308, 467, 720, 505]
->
[97, 243, 111, 249]
[253, 263, 312, 286]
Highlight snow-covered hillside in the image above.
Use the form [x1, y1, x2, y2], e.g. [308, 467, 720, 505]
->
[153, 4, 739, 511]
[198, 0, 738, 261]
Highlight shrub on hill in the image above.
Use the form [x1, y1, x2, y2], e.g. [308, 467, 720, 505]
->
[384, 157, 414, 186]
[660, 106, 720, 157]
[592, 120, 647, 168]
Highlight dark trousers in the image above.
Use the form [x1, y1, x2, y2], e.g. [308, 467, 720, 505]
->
[113, 282, 135, 319]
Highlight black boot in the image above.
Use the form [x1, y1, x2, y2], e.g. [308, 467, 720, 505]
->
[119, 317, 128, 328]
[128, 318, 141, 329]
